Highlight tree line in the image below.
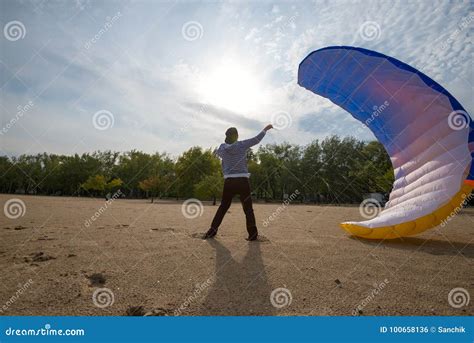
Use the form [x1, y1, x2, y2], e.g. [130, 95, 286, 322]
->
[0, 136, 395, 204]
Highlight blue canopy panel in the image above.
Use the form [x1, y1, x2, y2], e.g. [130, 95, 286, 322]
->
[298, 46, 474, 185]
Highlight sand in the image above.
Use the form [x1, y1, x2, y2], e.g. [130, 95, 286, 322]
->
[0, 194, 473, 316]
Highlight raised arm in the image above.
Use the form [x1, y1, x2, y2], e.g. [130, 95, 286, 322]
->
[236, 124, 273, 150]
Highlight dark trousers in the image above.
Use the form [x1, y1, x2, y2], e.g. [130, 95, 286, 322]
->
[210, 177, 258, 239]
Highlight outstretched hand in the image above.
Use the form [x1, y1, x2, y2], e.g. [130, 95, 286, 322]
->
[264, 124, 274, 132]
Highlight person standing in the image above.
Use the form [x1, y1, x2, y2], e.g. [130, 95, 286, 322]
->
[203, 124, 273, 240]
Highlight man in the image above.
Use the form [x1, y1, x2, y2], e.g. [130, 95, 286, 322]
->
[203, 124, 273, 241]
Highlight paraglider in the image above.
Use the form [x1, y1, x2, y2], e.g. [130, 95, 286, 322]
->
[298, 46, 473, 239]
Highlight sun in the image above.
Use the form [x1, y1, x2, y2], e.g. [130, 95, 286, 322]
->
[198, 61, 265, 114]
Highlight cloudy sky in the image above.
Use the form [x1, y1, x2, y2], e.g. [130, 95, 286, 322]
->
[0, 0, 472, 157]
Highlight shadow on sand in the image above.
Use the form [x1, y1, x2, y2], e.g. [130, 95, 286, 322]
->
[351, 236, 474, 258]
[199, 239, 275, 315]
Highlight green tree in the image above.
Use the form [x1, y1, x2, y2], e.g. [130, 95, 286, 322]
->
[300, 140, 323, 202]
[81, 175, 123, 197]
[139, 176, 161, 202]
[116, 151, 155, 197]
[106, 178, 123, 193]
[174, 147, 220, 199]
[81, 175, 107, 195]
[0, 136, 395, 203]
[194, 173, 224, 205]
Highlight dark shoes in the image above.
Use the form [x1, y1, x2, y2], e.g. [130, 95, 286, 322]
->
[203, 228, 258, 241]
[203, 228, 218, 240]
[246, 233, 258, 241]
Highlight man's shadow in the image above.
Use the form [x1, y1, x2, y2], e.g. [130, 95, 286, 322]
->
[200, 239, 275, 315]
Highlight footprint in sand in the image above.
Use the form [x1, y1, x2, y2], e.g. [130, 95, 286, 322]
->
[144, 308, 174, 316]
[37, 236, 56, 241]
[24, 252, 56, 263]
[150, 227, 175, 233]
[113, 224, 130, 229]
[189, 232, 205, 239]
[87, 273, 106, 286]
[126, 306, 174, 316]
[255, 235, 270, 243]
[125, 306, 146, 316]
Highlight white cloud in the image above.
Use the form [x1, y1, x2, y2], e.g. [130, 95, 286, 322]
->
[0, 0, 472, 157]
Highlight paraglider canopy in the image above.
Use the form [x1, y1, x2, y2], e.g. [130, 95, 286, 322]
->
[298, 46, 473, 239]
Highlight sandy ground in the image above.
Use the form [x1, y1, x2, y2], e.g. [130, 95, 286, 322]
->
[0, 194, 473, 316]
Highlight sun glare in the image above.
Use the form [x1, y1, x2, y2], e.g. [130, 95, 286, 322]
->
[198, 62, 265, 115]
